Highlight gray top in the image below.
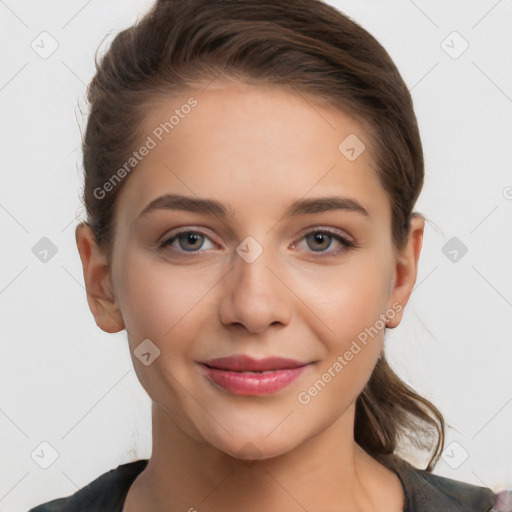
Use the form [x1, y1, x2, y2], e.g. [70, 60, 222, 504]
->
[27, 455, 510, 512]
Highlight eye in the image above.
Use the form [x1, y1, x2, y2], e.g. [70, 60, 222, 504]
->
[159, 229, 216, 255]
[159, 227, 356, 259]
[292, 228, 356, 258]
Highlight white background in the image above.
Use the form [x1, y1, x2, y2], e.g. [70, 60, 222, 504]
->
[1, 1, 511, 510]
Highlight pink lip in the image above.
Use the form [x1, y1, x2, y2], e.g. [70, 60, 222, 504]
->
[199, 355, 309, 395]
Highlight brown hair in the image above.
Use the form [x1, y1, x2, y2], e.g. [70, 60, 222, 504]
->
[79, 0, 444, 470]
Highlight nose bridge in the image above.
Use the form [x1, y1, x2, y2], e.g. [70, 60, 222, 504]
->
[232, 233, 279, 298]
[219, 234, 291, 332]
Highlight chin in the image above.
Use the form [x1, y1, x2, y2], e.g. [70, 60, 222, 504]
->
[197, 422, 304, 462]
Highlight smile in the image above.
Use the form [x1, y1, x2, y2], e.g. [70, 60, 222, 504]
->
[199, 355, 310, 395]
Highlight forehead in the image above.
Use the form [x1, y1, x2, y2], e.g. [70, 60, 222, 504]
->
[113, 80, 391, 229]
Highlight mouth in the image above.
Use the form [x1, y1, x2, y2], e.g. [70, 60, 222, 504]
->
[198, 355, 310, 395]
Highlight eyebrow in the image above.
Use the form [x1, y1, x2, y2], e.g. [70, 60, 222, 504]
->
[135, 193, 370, 222]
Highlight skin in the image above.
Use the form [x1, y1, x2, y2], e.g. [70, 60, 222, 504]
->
[75, 79, 424, 512]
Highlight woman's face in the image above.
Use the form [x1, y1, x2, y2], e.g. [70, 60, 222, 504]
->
[80, 80, 420, 460]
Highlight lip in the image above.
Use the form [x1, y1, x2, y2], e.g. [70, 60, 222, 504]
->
[199, 355, 310, 395]
[203, 355, 307, 372]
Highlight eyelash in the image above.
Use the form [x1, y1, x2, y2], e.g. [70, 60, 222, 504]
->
[158, 227, 357, 259]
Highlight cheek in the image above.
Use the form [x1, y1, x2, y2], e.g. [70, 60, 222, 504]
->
[294, 267, 388, 416]
[298, 256, 390, 348]
[114, 251, 221, 348]
[114, 253, 216, 408]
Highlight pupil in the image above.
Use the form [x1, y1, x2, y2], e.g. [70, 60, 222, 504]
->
[181, 233, 202, 250]
[310, 233, 330, 251]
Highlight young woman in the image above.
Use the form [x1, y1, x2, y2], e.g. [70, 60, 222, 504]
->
[29, 0, 511, 511]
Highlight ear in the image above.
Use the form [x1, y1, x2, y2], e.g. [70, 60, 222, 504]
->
[386, 213, 425, 328]
[75, 222, 125, 333]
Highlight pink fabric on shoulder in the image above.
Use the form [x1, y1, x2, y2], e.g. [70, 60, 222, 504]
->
[493, 488, 512, 512]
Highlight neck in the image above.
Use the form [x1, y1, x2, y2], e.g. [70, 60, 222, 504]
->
[123, 401, 398, 512]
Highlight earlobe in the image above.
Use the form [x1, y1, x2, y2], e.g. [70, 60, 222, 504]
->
[386, 214, 425, 329]
[75, 222, 125, 334]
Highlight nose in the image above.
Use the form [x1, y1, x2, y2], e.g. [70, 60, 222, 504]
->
[218, 239, 292, 335]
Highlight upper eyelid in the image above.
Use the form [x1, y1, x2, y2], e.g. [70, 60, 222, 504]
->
[161, 226, 219, 245]
[295, 225, 353, 241]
